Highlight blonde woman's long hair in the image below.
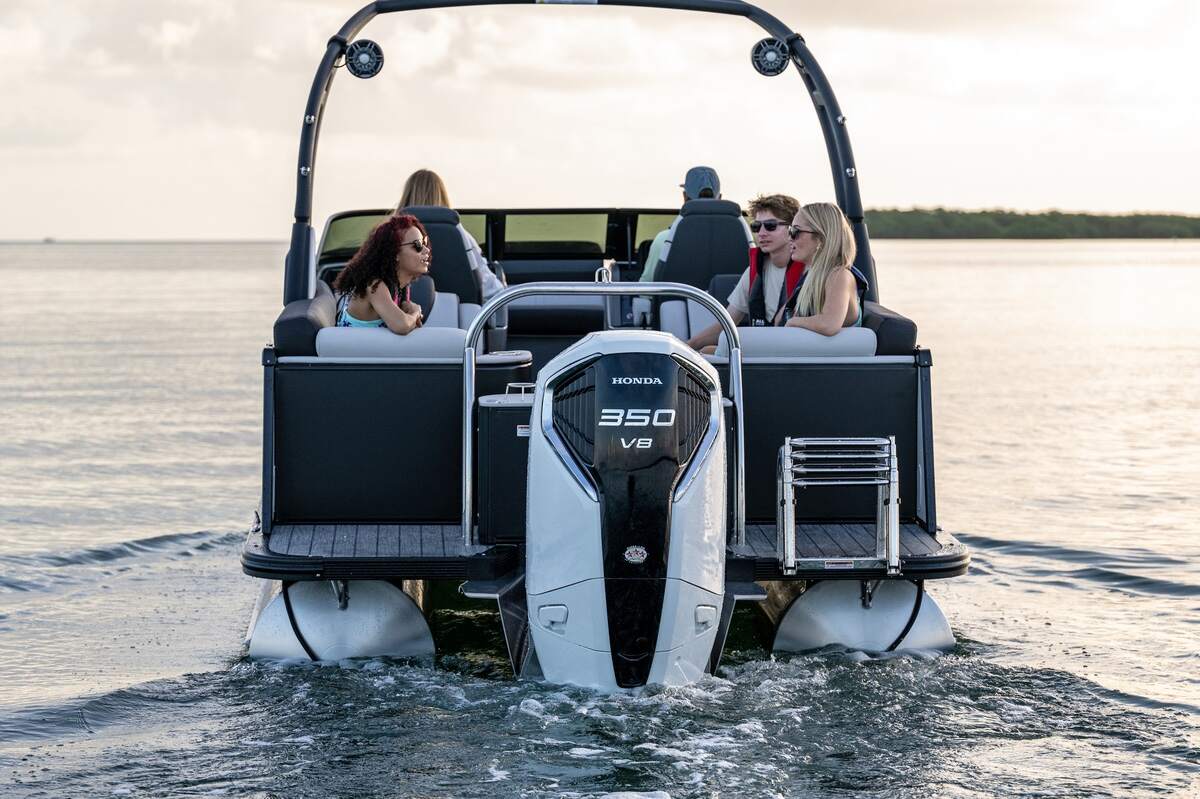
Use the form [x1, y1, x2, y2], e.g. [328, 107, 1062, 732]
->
[791, 202, 857, 317]
[397, 169, 451, 210]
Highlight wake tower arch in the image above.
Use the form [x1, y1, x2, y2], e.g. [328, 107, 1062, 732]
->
[281, 0, 876, 305]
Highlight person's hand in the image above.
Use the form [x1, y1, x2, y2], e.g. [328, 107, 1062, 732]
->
[400, 300, 420, 317]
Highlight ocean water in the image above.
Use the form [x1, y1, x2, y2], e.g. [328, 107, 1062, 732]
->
[1, 240, 1197, 797]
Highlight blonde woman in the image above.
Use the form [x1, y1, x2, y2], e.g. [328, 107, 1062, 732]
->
[781, 202, 867, 335]
[397, 168, 504, 301]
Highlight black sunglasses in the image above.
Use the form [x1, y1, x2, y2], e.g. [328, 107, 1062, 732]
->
[787, 226, 818, 241]
[749, 219, 787, 233]
[400, 239, 428, 254]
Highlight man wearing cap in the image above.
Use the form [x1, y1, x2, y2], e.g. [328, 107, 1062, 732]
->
[639, 166, 752, 282]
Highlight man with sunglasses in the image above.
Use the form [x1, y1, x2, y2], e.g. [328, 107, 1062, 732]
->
[686, 193, 803, 351]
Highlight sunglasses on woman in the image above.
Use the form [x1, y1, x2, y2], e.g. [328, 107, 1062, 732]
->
[749, 219, 787, 233]
[787, 226, 818, 240]
[400, 239, 428, 253]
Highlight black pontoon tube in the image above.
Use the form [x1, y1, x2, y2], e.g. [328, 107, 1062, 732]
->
[284, 0, 877, 305]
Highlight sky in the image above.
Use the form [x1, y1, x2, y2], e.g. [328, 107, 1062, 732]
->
[1, 0, 1197, 239]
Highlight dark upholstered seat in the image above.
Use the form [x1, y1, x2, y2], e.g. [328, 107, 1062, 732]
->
[403, 205, 483, 306]
[656, 199, 749, 291]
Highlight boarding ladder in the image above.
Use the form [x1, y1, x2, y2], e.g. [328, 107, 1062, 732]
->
[776, 436, 900, 576]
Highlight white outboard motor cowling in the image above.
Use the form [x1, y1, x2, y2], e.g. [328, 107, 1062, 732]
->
[525, 332, 727, 690]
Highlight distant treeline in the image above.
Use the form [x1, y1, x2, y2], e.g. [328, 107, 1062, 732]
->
[865, 208, 1200, 239]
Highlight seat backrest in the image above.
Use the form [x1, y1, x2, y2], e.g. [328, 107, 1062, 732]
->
[404, 205, 482, 305]
[862, 301, 918, 355]
[657, 199, 748, 290]
[658, 299, 717, 341]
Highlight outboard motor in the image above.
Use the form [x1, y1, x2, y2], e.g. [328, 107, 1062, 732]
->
[525, 331, 727, 690]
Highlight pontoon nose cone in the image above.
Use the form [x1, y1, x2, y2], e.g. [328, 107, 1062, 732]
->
[774, 580, 954, 654]
[247, 580, 434, 661]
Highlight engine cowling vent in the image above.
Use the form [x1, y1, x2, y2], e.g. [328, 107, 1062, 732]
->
[676, 367, 712, 464]
[551, 364, 597, 467]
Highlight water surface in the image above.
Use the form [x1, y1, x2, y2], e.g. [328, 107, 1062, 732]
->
[1, 240, 1197, 797]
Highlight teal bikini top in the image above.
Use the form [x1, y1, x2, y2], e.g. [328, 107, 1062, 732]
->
[335, 290, 407, 328]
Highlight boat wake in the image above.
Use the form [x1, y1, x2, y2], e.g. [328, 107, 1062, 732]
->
[2, 645, 1196, 797]
[0, 530, 244, 593]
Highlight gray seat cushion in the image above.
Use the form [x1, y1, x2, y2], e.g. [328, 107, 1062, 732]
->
[315, 326, 472, 359]
[715, 326, 877, 358]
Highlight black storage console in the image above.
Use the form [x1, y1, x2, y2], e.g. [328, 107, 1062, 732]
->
[477, 391, 534, 544]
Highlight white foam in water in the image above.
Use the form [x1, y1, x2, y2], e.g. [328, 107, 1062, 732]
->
[566, 746, 609, 758]
[517, 697, 554, 721]
[485, 760, 510, 782]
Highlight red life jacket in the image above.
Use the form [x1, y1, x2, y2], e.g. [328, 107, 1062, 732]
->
[746, 247, 806, 326]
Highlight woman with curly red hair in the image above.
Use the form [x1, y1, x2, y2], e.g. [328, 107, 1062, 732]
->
[333, 214, 430, 334]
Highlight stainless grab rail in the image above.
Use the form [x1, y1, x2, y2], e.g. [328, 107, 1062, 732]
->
[461, 281, 746, 549]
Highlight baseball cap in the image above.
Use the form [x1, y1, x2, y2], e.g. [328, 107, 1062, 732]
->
[681, 166, 721, 200]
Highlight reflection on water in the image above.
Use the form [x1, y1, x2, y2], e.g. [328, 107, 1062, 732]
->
[1, 241, 1198, 797]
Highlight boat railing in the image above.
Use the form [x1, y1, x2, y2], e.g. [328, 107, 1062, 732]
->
[461, 278, 747, 550]
[776, 436, 900, 575]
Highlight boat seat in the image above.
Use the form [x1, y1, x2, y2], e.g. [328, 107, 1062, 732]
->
[506, 294, 606, 333]
[656, 273, 737, 340]
[425, 290, 482, 331]
[273, 276, 496, 357]
[713, 326, 878, 358]
[655, 199, 749, 290]
[501, 293, 610, 372]
[273, 289, 338, 357]
[659, 298, 717, 341]
[315, 326, 482, 359]
[862, 301, 918, 355]
[659, 293, 918, 358]
[402, 206, 483, 306]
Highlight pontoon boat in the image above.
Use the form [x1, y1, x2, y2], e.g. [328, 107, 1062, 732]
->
[241, 0, 970, 691]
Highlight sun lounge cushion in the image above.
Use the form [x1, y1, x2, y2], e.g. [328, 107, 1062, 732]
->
[714, 326, 877, 358]
[315, 326, 472, 359]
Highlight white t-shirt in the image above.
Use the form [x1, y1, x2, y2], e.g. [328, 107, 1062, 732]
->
[727, 258, 788, 322]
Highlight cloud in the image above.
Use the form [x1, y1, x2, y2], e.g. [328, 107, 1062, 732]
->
[759, 0, 1093, 33]
[0, 0, 1196, 238]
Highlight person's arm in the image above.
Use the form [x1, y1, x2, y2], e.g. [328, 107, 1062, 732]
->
[460, 225, 505, 301]
[369, 281, 423, 335]
[639, 228, 669, 282]
[785, 270, 854, 336]
[686, 267, 750, 349]
[687, 306, 744, 350]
